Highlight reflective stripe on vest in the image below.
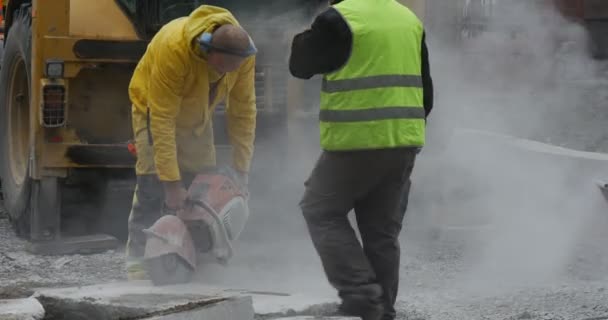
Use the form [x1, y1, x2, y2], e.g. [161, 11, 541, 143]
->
[320, 106, 425, 123]
[319, 0, 425, 151]
[322, 75, 423, 93]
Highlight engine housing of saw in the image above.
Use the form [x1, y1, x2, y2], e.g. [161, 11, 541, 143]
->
[180, 167, 249, 262]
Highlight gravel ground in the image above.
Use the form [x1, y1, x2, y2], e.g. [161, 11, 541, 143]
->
[397, 282, 608, 320]
[0, 208, 127, 299]
[3, 195, 608, 320]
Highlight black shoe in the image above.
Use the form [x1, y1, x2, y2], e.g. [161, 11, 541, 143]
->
[338, 300, 383, 320]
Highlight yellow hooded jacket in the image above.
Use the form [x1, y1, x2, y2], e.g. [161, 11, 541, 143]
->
[129, 5, 257, 182]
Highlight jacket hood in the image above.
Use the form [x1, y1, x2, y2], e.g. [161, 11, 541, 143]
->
[183, 5, 241, 55]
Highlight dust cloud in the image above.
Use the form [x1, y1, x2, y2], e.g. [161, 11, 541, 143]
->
[201, 0, 608, 302]
[411, 0, 608, 296]
[198, 0, 331, 295]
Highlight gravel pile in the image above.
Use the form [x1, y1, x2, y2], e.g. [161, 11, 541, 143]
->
[2, 166, 608, 320]
[397, 281, 608, 320]
[0, 216, 126, 299]
[3, 200, 608, 320]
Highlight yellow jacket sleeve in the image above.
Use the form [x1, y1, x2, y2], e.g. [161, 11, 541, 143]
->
[148, 45, 186, 181]
[227, 56, 257, 173]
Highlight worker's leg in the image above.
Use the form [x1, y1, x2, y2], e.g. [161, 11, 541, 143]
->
[125, 122, 162, 279]
[354, 149, 417, 320]
[300, 151, 383, 320]
[125, 175, 164, 279]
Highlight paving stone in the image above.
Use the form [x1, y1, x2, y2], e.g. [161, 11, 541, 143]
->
[272, 317, 357, 320]
[273, 317, 357, 320]
[34, 281, 254, 320]
[32, 281, 340, 320]
[0, 297, 45, 320]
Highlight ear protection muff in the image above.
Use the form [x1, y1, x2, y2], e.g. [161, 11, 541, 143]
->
[197, 31, 257, 58]
[199, 32, 214, 54]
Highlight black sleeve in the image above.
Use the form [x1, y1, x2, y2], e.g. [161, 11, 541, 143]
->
[421, 32, 434, 119]
[289, 7, 352, 79]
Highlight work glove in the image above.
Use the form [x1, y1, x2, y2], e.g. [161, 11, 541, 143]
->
[233, 169, 249, 198]
[237, 171, 249, 187]
[163, 182, 188, 215]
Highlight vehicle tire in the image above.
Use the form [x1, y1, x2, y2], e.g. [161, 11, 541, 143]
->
[0, 39, 5, 70]
[0, 5, 33, 237]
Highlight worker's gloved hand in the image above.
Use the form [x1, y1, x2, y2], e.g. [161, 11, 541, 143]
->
[237, 171, 249, 187]
[163, 181, 188, 214]
[233, 169, 249, 197]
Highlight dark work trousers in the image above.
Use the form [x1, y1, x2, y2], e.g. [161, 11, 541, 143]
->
[126, 174, 195, 263]
[299, 148, 417, 320]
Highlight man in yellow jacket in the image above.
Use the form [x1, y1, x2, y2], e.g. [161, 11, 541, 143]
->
[125, 5, 258, 280]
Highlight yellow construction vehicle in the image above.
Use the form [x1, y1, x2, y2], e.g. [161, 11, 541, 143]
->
[0, 0, 319, 254]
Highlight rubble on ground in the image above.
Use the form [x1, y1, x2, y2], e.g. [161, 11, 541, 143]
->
[0, 216, 126, 298]
[0, 297, 44, 320]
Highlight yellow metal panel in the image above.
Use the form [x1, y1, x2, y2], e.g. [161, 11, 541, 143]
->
[398, 0, 425, 21]
[69, 0, 139, 40]
[31, 1, 71, 178]
[42, 143, 75, 168]
[67, 65, 133, 144]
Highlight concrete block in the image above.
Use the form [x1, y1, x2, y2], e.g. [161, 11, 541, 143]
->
[0, 297, 45, 320]
[143, 296, 254, 320]
[250, 291, 338, 316]
[34, 281, 254, 320]
[450, 128, 608, 163]
[32, 281, 343, 319]
[273, 318, 357, 320]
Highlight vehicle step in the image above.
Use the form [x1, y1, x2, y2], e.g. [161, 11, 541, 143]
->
[26, 234, 119, 255]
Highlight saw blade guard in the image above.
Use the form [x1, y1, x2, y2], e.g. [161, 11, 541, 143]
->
[143, 215, 197, 269]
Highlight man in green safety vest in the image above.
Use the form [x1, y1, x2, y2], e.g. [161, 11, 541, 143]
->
[289, 0, 434, 319]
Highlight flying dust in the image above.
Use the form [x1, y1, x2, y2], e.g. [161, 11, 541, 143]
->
[3, 0, 601, 312]
[207, 0, 608, 303]
[410, 0, 608, 297]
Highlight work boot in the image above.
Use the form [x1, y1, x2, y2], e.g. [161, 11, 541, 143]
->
[338, 284, 384, 320]
[126, 260, 148, 281]
[338, 302, 383, 320]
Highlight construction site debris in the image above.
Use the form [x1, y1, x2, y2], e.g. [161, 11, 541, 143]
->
[0, 297, 45, 320]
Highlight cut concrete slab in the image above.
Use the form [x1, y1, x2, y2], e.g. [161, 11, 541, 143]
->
[0, 297, 45, 320]
[273, 318, 357, 320]
[33, 281, 340, 319]
[250, 291, 338, 315]
[34, 281, 254, 320]
[451, 128, 608, 162]
[142, 297, 253, 320]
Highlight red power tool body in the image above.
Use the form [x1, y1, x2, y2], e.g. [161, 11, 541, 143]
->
[142, 167, 249, 286]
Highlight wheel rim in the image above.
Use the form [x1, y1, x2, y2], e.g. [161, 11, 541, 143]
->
[7, 56, 30, 187]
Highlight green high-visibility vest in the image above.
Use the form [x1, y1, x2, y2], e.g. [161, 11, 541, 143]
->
[319, 0, 426, 151]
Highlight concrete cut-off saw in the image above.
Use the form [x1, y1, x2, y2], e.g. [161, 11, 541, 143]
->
[143, 166, 249, 286]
